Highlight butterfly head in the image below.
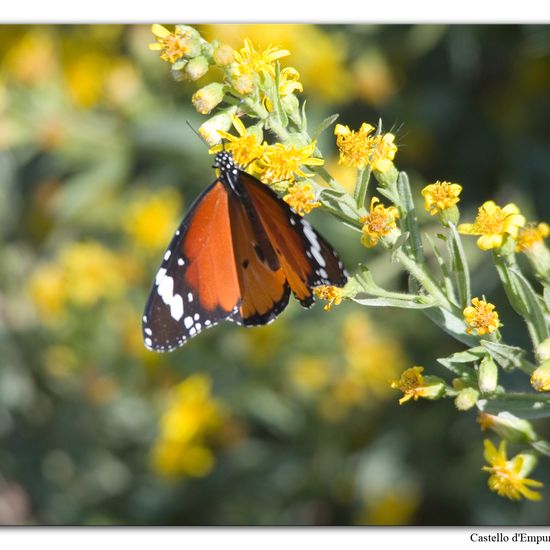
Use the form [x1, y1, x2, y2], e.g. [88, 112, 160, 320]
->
[213, 151, 237, 174]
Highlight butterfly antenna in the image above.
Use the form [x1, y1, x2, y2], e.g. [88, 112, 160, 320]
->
[186, 120, 209, 149]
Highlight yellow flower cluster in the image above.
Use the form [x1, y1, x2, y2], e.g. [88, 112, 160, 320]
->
[212, 115, 323, 203]
[29, 241, 138, 322]
[390, 367, 445, 405]
[150, 374, 226, 478]
[313, 285, 344, 311]
[515, 222, 550, 253]
[334, 123, 397, 174]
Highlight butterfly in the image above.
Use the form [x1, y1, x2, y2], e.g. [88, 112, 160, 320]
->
[142, 151, 347, 351]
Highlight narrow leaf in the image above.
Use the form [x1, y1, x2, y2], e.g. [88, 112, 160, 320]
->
[480, 340, 526, 372]
[312, 113, 339, 141]
[397, 171, 425, 264]
[447, 222, 471, 308]
[478, 397, 550, 420]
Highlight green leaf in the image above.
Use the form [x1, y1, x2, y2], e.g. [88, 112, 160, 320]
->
[352, 296, 435, 309]
[312, 113, 339, 141]
[272, 62, 288, 128]
[397, 171, 425, 264]
[319, 188, 362, 230]
[544, 287, 550, 313]
[447, 222, 471, 309]
[480, 340, 526, 372]
[531, 440, 550, 457]
[510, 267, 550, 345]
[478, 397, 550, 420]
[422, 306, 480, 347]
[437, 347, 485, 375]
[426, 234, 456, 303]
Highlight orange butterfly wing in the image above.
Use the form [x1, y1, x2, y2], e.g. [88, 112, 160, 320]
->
[240, 172, 347, 307]
[142, 180, 240, 351]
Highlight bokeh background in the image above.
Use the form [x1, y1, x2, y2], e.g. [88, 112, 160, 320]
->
[1, 24, 550, 525]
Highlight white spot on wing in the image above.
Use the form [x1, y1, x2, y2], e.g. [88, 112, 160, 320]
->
[155, 268, 167, 286]
[144, 327, 152, 336]
[164, 250, 171, 261]
[184, 316, 193, 329]
[302, 222, 326, 267]
[194, 313, 200, 321]
[144, 337, 152, 348]
[178, 258, 185, 266]
[188, 292, 194, 302]
[170, 294, 184, 321]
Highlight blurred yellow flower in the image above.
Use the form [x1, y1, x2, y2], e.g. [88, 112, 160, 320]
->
[482, 439, 543, 501]
[3, 29, 57, 85]
[515, 222, 550, 253]
[463, 297, 500, 336]
[352, 49, 397, 107]
[123, 188, 182, 252]
[260, 141, 323, 184]
[342, 314, 406, 399]
[421, 181, 462, 216]
[151, 374, 226, 478]
[358, 489, 419, 525]
[360, 197, 400, 248]
[28, 264, 66, 321]
[458, 201, 525, 251]
[28, 241, 138, 322]
[59, 241, 132, 306]
[64, 52, 111, 108]
[283, 182, 321, 216]
[288, 357, 330, 395]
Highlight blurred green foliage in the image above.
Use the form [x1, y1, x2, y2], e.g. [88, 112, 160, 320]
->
[0, 24, 550, 525]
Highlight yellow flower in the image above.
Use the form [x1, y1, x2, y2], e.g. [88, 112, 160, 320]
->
[64, 52, 110, 108]
[515, 222, 550, 253]
[150, 374, 225, 478]
[122, 188, 182, 252]
[530, 361, 550, 392]
[390, 366, 445, 405]
[260, 141, 324, 184]
[463, 297, 500, 336]
[28, 264, 66, 322]
[421, 181, 462, 215]
[314, 285, 344, 311]
[264, 67, 303, 111]
[283, 182, 321, 216]
[458, 201, 525, 251]
[334, 123, 397, 171]
[231, 38, 290, 82]
[149, 24, 198, 64]
[211, 115, 265, 171]
[482, 439, 543, 501]
[360, 197, 400, 248]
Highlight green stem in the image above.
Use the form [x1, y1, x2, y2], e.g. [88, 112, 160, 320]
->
[321, 203, 363, 230]
[395, 248, 451, 309]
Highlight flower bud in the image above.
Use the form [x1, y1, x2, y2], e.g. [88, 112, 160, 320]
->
[185, 55, 209, 81]
[233, 74, 255, 96]
[213, 43, 234, 66]
[530, 359, 550, 392]
[535, 338, 550, 363]
[373, 160, 398, 188]
[192, 82, 225, 115]
[517, 451, 538, 478]
[478, 355, 498, 394]
[198, 107, 236, 146]
[454, 387, 479, 410]
[477, 411, 537, 443]
[438, 205, 460, 227]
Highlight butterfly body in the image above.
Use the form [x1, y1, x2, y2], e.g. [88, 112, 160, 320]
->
[143, 151, 347, 352]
